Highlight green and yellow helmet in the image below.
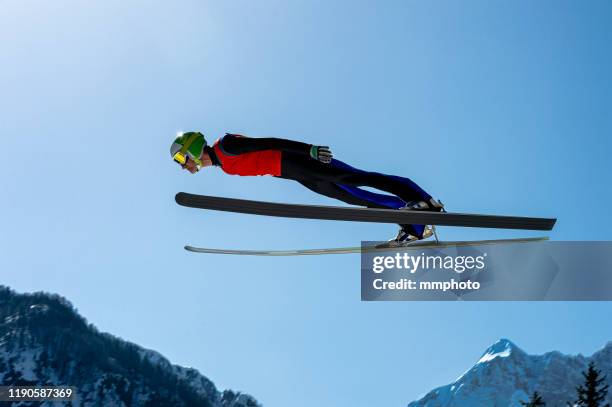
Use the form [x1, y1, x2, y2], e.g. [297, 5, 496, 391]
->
[170, 132, 207, 167]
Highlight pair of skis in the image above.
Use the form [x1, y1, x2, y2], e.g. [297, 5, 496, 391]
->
[175, 192, 556, 256]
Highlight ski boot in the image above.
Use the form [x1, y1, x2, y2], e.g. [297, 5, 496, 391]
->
[402, 198, 445, 212]
[384, 197, 444, 247]
[386, 225, 435, 247]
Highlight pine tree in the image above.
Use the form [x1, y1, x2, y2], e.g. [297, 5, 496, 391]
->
[521, 391, 546, 406]
[568, 362, 610, 407]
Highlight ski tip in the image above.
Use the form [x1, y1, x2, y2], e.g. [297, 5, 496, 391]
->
[175, 192, 187, 204]
[176, 191, 210, 208]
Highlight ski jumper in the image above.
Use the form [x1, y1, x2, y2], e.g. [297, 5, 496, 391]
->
[210, 134, 433, 238]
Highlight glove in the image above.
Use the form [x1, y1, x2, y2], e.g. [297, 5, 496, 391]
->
[310, 145, 333, 164]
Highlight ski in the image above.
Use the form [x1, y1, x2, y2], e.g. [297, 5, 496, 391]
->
[184, 236, 548, 256]
[175, 193, 557, 231]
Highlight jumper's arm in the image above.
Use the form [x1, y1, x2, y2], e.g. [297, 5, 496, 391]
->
[220, 133, 312, 155]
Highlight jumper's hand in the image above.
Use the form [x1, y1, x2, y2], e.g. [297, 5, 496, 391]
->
[310, 145, 333, 164]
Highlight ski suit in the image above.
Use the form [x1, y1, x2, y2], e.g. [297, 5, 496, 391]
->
[207, 134, 433, 238]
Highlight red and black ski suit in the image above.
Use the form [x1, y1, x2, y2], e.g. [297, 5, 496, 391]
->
[208, 134, 433, 238]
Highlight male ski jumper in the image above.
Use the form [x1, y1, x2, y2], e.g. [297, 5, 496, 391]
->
[170, 132, 443, 242]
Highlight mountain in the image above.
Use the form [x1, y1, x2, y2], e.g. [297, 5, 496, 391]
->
[407, 338, 612, 407]
[0, 286, 260, 407]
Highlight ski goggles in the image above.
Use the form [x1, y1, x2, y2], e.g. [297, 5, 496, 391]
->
[174, 153, 202, 171]
[173, 151, 189, 166]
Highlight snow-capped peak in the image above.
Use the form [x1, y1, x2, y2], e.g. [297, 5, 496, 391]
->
[477, 338, 522, 364]
[408, 338, 612, 407]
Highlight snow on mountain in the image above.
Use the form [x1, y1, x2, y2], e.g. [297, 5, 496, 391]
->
[408, 338, 612, 407]
[0, 286, 260, 407]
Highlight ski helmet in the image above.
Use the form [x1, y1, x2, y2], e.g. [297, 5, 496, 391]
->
[170, 132, 207, 167]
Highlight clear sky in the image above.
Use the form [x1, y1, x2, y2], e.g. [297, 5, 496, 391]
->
[1, 1, 612, 406]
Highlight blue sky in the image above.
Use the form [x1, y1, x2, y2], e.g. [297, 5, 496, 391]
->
[1, 1, 612, 406]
